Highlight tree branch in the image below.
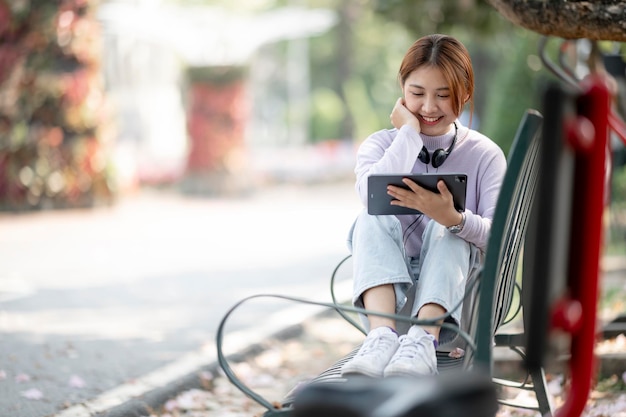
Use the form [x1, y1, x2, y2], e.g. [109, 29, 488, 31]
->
[487, 0, 626, 41]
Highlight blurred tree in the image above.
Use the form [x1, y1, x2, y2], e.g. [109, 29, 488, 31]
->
[371, 0, 506, 38]
[479, 30, 547, 154]
[0, 0, 114, 211]
[307, 0, 414, 143]
[335, 0, 358, 140]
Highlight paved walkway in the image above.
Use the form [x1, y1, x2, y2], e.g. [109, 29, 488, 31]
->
[0, 181, 361, 417]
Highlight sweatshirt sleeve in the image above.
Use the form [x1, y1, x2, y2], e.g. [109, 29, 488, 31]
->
[354, 125, 423, 207]
[456, 148, 507, 252]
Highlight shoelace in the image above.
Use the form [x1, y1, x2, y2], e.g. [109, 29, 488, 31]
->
[356, 334, 396, 357]
[389, 334, 426, 362]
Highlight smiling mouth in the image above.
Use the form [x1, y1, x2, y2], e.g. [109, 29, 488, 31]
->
[420, 115, 443, 124]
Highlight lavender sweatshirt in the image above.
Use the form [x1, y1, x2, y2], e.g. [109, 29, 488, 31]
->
[355, 121, 507, 257]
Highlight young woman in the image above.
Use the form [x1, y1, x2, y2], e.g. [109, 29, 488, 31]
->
[341, 34, 507, 378]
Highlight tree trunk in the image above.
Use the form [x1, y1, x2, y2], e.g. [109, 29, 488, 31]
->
[487, 0, 626, 41]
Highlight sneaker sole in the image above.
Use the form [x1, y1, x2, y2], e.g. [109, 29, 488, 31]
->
[340, 367, 384, 378]
[384, 367, 438, 378]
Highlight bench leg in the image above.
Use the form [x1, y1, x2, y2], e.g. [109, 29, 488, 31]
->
[531, 367, 554, 417]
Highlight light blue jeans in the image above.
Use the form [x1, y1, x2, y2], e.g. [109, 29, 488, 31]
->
[347, 209, 483, 345]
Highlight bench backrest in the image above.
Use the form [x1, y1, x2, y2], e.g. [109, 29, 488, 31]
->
[471, 109, 543, 369]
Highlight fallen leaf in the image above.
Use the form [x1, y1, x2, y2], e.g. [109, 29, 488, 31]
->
[177, 389, 210, 410]
[199, 371, 213, 381]
[448, 347, 465, 359]
[68, 375, 86, 388]
[15, 373, 30, 383]
[548, 375, 564, 396]
[20, 388, 43, 400]
[163, 399, 178, 411]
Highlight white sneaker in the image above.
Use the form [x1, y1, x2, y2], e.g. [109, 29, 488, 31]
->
[341, 327, 399, 378]
[383, 325, 438, 377]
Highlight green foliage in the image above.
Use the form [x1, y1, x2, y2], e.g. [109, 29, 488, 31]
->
[371, 0, 508, 39]
[609, 164, 626, 254]
[307, 2, 413, 142]
[187, 66, 248, 84]
[595, 373, 626, 393]
[342, 77, 383, 143]
[0, 0, 115, 211]
[613, 163, 626, 203]
[480, 30, 547, 154]
[310, 87, 346, 140]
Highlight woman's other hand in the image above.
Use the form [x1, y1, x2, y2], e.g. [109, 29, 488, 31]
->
[387, 179, 462, 227]
[390, 97, 420, 133]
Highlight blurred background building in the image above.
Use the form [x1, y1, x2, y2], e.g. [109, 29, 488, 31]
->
[97, 1, 339, 195]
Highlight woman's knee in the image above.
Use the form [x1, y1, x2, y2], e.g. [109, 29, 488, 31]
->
[350, 211, 402, 247]
[356, 210, 400, 231]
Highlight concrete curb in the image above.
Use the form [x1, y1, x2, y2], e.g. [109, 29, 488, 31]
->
[51, 308, 320, 417]
[91, 324, 306, 417]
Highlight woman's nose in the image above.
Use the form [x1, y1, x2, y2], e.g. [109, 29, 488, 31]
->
[421, 96, 437, 113]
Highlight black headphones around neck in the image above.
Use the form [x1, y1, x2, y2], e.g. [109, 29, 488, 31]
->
[418, 122, 458, 168]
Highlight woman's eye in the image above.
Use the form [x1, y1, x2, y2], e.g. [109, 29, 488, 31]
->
[412, 93, 424, 96]
[438, 95, 450, 98]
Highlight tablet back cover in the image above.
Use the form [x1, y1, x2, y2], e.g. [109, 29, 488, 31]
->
[367, 173, 467, 215]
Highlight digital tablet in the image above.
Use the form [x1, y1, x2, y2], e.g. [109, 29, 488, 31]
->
[367, 173, 467, 215]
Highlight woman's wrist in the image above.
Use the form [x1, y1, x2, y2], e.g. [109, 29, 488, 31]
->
[405, 121, 421, 133]
[446, 212, 466, 234]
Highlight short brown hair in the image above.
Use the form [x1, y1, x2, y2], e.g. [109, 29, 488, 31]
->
[398, 34, 474, 118]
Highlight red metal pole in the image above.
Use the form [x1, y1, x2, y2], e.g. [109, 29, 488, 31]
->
[555, 75, 610, 417]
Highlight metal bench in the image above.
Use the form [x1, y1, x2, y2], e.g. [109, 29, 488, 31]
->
[278, 108, 548, 415]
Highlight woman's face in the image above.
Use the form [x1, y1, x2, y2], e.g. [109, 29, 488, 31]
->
[402, 65, 458, 137]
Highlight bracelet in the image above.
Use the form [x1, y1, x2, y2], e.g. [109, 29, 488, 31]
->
[447, 212, 466, 234]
